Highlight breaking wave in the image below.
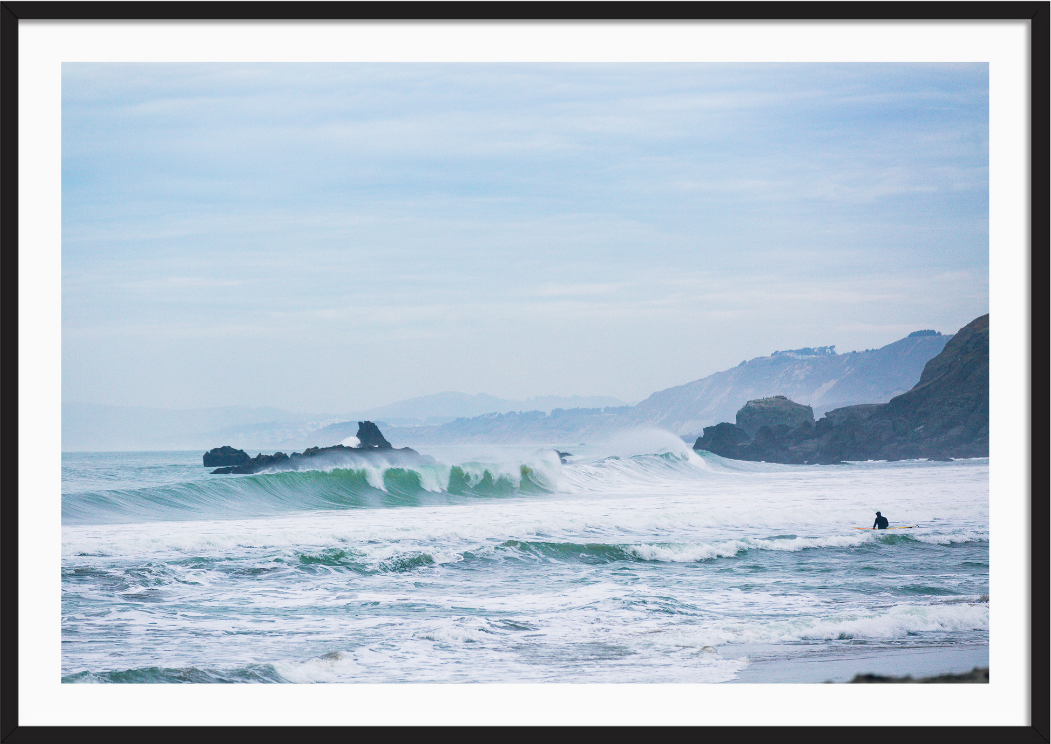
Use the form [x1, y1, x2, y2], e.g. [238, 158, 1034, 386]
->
[62, 452, 568, 525]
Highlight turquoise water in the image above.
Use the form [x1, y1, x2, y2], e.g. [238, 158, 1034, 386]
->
[61, 443, 989, 683]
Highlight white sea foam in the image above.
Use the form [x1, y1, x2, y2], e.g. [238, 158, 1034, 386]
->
[626, 533, 873, 562]
[269, 649, 381, 684]
[62, 476, 986, 560]
[678, 602, 991, 647]
[62, 454, 989, 684]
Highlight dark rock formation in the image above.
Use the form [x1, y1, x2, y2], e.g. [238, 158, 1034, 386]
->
[883, 314, 989, 448]
[355, 420, 392, 449]
[693, 315, 989, 464]
[212, 451, 291, 474]
[209, 422, 420, 474]
[693, 422, 751, 458]
[202, 446, 251, 467]
[735, 396, 815, 438]
[849, 666, 988, 684]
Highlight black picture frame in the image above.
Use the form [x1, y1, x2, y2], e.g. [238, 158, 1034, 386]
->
[2, 2, 1046, 739]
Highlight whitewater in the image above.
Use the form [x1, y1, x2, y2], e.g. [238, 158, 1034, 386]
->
[61, 434, 988, 684]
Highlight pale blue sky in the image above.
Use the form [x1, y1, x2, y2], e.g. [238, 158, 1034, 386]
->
[62, 63, 988, 412]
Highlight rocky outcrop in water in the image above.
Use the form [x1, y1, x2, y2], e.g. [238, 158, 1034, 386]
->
[202, 445, 251, 467]
[355, 420, 392, 449]
[735, 396, 814, 437]
[209, 421, 419, 474]
[695, 417, 836, 464]
[692, 422, 752, 458]
[693, 315, 989, 463]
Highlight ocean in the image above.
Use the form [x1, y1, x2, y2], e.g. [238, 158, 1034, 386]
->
[61, 432, 989, 684]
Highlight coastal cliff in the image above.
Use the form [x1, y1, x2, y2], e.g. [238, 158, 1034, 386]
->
[694, 315, 989, 463]
[629, 330, 951, 436]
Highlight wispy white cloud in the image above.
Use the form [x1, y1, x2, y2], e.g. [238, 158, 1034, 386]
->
[62, 62, 989, 410]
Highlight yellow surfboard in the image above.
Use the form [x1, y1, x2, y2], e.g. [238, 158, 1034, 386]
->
[852, 525, 917, 530]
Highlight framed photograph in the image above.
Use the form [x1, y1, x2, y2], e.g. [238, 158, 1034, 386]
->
[3, 2, 1044, 736]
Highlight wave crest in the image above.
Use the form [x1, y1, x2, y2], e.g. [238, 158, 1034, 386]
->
[63, 455, 568, 525]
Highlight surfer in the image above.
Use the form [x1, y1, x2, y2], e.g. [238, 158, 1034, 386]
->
[872, 511, 889, 529]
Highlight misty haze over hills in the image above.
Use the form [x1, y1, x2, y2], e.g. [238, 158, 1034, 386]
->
[63, 330, 951, 452]
[626, 330, 951, 436]
[346, 392, 628, 428]
[383, 330, 952, 446]
[62, 394, 628, 452]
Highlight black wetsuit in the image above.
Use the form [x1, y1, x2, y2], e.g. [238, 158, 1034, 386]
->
[873, 514, 889, 529]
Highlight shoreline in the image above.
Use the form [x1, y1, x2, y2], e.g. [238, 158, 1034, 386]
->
[727, 643, 988, 684]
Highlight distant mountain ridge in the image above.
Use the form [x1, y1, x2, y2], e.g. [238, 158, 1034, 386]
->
[693, 315, 988, 463]
[626, 332, 952, 436]
[383, 330, 954, 446]
[62, 394, 628, 452]
[66, 327, 958, 452]
[347, 391, 628, 427]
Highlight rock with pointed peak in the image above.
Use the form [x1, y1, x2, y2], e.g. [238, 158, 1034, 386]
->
[356, 420, 392, 449]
